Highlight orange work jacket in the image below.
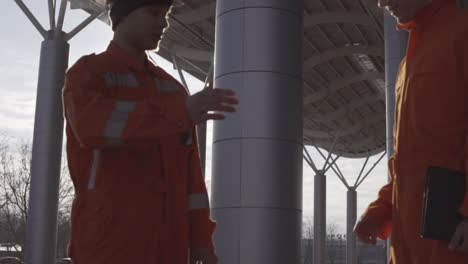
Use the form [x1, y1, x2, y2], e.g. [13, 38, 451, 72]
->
[63, 41, 216, 264]
[363, 0, 468, 263]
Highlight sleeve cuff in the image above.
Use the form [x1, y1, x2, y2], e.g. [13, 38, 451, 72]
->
[364, 204, 393, 240]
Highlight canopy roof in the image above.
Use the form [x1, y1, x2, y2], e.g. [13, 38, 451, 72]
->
[69, 0, 386, 158]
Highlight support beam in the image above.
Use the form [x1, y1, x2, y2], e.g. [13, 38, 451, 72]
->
[303, 72, 384, 105]
[304, 45, 383, 70]
[170, 44, 213, 62]
[356, 151, 387, 188]
[171, 54, 189, 90]
[56, 0, 68, 32]
[178, 2, 216, 24]
[48, 0, 56, 30]
[13, 0, 47, 38]
[66, 11, 105, 41]
[304, 114, 384, 139]
[306, 94, 381, 122]
[159, 45, 209, 75]
[304, 12, 375, 29]
[309, 138, 385, 159]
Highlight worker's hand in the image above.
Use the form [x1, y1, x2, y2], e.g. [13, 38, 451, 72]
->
[186, 88, 238, 125]
[354, 215, 381, 245]
[449, 219, 468, 254]
[190, 248, 218, 264]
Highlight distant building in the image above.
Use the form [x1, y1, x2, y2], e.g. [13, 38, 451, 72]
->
[0, 243, 22, 259]
[302, 236, 387, 264]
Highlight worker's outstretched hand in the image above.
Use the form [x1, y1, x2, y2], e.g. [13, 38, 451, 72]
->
[186, 88, 238, 125]
[354, 215, 381, 245]
[449, 219, 468, 254]
[190, 248, 218, 264]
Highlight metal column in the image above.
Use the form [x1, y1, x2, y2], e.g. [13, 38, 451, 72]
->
[211, 1, 304, 263]
[384, 11, 408, 261]
[346, 188, 357, 264]
[315, 145, 386, 264]
[25, 34, 69, 264]
[313, 171, 327, 264]
[14, 1, 104, 262]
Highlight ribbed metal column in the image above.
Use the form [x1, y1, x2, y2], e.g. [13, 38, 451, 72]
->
[25, 33, 69, 264]
[313, 171, 326, 264]
[346, 188, 357, 264]
[384, 12, 408, 262]
[211, 1, 304, 263]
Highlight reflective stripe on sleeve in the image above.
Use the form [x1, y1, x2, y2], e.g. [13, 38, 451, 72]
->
[189, 193, 210, 210]
[88, 149, 101, 190]
[104, 101, 137, 145]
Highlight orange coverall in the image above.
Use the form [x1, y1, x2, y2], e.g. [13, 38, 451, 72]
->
[63, 42, 216, 264]
[362, 0, 468, 263]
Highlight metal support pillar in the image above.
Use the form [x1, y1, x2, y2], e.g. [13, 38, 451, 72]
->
[322, 146, 386, 264]
[25, 33, 69, 264]
[313, 170, 327, 264]
[212, 1, 304, 263]
[384, 11, 408, 262]
[305, 138, 340, 264]
[346, 188, 357, 264]
[13, 1, 104, 262]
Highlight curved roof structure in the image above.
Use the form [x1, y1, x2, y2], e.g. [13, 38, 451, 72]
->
[69, 0, 386, 158]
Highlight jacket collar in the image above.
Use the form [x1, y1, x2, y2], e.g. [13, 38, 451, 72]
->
[106, 41, 157, 72]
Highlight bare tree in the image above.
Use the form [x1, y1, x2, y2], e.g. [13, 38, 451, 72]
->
[302, 219, 314, 264]
[326, 222, 342, 264]
[327, 222, 339, 238]
[302, 220, 344, 264]
[0, 136, 74, 258]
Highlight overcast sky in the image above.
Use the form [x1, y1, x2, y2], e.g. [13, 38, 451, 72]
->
[0, 0, 388, 233]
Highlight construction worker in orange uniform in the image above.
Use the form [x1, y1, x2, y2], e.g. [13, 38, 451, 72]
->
[63, 0, 239, 263]
[354, 0, 468, 263]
